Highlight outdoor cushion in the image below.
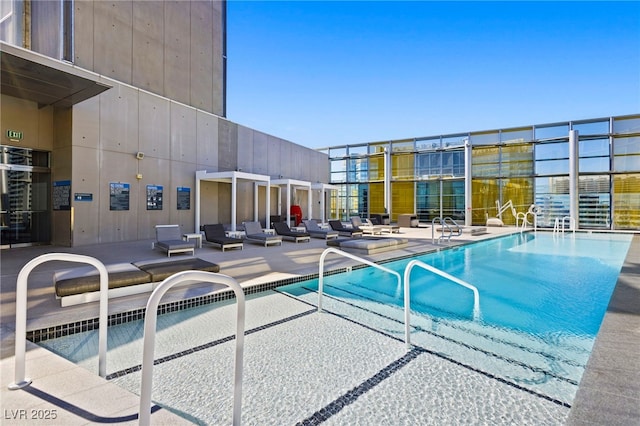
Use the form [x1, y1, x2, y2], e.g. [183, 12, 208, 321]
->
[134, 258, 220, 282]
[54, 263, 151, 297]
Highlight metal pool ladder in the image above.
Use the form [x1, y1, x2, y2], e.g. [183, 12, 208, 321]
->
[553, 216, 576, 234]
[8, 253, 110, 390]
[404, 260, 481, 322]
[138, 270, 246, 426]
[318, 247, 411, 349]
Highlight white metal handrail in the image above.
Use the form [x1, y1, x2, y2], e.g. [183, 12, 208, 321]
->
[9, 253, 109, 390]
[553, 216, 576, 234]
[317, 248, 411, 349]
[404, 260, 481, 322]
[138, 271, 245, 426]
[431, 217, 461, 244]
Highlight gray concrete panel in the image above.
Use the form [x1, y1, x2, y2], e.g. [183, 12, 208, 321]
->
[72, 96, 100, 150]
[237, 125, 254, 172]
[93, 0, 133, 84]
[30, 0, 61, 59]
[267, 136, 281, 177]
[218, 119, 238, 171]
[170, 103, 198, 164]
[170, 160, 197, 232]
[189, 1, 214, 113]
[139, 92, 171, 160]
[164, 1, 191, 106]
[252, 131, 269, 175]
[98, 151, 139, 243]
[196, 111, 219, 169]
[278, 140, 293, 177]
[71, 146, 100, 245]
[211, 1, 225, 116]
[99, 84, 139, 154]
[132, 2, 165, 94]
[73, 0, 94, 69]
[137, 157, 171, 238]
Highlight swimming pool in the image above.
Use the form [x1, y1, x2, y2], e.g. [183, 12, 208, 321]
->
[36, 231, 632, 424]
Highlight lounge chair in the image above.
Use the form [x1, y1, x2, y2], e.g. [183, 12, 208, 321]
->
[350, 216, 382, 235]
[366, 218, 400, 234]
[302, 219, 339, 240]
[202, 224, 244, 252]
[154, 224, 196, 257]
[243, 221, 283, 247]
[273, 222, 311, 243]
[328, 220, 363, 238]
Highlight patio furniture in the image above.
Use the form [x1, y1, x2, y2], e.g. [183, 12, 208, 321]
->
[243, 221, 283, 247]
[328, 220, 363, 238]
[203, 224, 244, 252]
[154, 225, 196, 256]
[302, 219, 340, 240]
[273, 222, 311, 243]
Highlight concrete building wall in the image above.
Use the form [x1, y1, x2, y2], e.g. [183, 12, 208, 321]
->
[73, 0, 224, 117]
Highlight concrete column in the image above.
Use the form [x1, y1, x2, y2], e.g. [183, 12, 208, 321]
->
[569, 130, 579, 230]
[231, 174, 237, 231]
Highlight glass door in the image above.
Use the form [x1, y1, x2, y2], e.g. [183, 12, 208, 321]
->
[0, 147, 51, 248]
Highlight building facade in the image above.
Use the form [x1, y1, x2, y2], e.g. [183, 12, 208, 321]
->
[322, 114, 640, 230]
[1, 0, 329, 248]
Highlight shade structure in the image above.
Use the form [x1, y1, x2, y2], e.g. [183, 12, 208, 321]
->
[311, 182, 339, 224]
[195, 170, 271, 232]
[271, 178, 312, 226]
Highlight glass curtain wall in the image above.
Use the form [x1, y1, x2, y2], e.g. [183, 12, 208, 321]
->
[325, 115, 640, 230]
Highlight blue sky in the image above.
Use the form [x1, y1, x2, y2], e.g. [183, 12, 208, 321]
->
[226, 1, 640, 149]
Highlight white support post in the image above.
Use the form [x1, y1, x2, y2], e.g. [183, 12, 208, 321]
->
[569, 130, 579, 230]
[253, 182, 259, 222]
[195, 172, 202, 233]
[265, 178, 271, 229]
[384, 147, 391, 216]
[307, 187, 312, 222]
[464, 139, 472, 226]
[231, 174, 237, 231]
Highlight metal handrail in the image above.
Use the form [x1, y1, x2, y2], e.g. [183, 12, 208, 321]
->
[9, 253, 109, 390]
[431, 217, 453, 243]
[553, 216, 576, 234]
[404, 260, 481, 322]
[317, 248, 411, 349]
[138, 271, 245, 426]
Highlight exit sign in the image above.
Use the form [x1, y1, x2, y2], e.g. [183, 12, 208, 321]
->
[7, 130, 23, 140]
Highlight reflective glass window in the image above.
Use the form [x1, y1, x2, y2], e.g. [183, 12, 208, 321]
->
[348, 145, 368, 156]
[578, 175, 611, 228]
[613, 116, 640, 135]
[501, 128, 533, 144]
[613, 136, 640, 155]
[329, 147, 346, 158]
[416, 137, 440, 151]
[392, 153, 415, 180]
[579, 157, 610, 173]
[470, 131, 499, 146]
[369, 143, 387, 154]
[391, 181, 415, 220]
[535, 142, 569, 160]
[613, 174, 640, 229]
[535, 124, 569, 140]
[347, 158, 368, 182]
[534, 176, 570, 227]
[442, 135, 467, 148]
[573, 120, 609, 135]
[536, 159, 569, 175]
[392, 140, 414, 152]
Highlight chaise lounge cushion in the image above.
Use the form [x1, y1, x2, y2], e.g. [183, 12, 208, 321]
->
[134, 257, 220, 282]
[54, 263, 152, 298]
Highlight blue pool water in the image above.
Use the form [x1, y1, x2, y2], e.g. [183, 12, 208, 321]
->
[35, 231, 632, 420]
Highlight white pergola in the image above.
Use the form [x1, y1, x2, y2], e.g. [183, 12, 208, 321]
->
[311, 182, 339, 224]
[195, 170, 271, 232]
[271, 178, 312, 226]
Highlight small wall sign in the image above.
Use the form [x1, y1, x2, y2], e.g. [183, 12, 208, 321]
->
[7, 130, 23, 141]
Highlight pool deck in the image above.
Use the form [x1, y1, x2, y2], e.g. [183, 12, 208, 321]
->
[0, 226, 638, 424]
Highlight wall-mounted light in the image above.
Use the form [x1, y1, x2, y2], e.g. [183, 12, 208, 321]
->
[135, 152, 145, 160]
[136, 174, 143, 180]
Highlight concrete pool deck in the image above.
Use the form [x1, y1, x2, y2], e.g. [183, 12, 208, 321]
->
[0, 226, 638, 424]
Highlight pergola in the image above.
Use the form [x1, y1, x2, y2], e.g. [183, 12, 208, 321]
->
[311, 182, 339, 224]
[195, 170, 271, 232]
[271, 178, 312, 226]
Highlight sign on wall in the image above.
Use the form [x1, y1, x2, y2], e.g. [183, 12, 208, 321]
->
[53, 180, 71, 210]
[146, 185, 163, 210]
[177, 187, 190, 210]
[109, 182, 130, 211]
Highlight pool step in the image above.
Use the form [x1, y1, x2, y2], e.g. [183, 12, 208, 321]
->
[290, 285, 587, 407]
